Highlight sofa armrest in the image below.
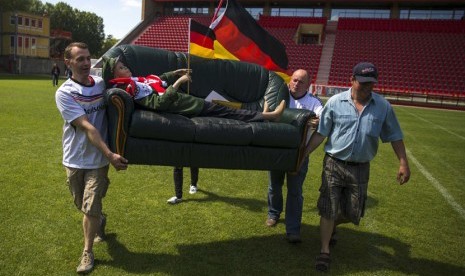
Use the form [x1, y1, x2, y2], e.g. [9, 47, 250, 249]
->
[104, 88, 134, 156]
[279, 108, 316, 172]
[279, 108, 315, 128]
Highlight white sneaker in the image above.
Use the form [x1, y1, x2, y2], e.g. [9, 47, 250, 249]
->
[76, 251, 94, 273]
[167, 196, 182, 204]
[189, 185, 198, 194]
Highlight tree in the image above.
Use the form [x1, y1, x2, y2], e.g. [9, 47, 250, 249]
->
[71, 11, 105, 58]
[28, 0, 48, 15]
[98, 35, 119, 57]
[15, 1, 106, 57]
[2, 1, 106, 57]
[49, 2, 76, 32]
[47, 4, 104, 57]
[0, 0, 32, 12]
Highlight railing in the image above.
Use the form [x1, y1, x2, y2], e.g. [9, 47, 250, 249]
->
[311, 84, 465, 110]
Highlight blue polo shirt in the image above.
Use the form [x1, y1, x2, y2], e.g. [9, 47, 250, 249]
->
[317, 89, 403, 163]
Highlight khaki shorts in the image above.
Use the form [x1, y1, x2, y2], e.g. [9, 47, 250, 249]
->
[65, 166, 110, 217]
[317, 155, 370, 225]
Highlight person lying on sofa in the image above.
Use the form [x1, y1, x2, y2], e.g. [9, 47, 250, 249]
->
[104, 56, 285, 122]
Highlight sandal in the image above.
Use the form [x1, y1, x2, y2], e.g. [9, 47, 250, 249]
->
[329, 231, 337, 247]
[315, 252, 331, 272]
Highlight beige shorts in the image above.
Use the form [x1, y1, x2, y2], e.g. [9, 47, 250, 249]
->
[65, 166, 110, 217]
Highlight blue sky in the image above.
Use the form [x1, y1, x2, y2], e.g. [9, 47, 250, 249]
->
[44, 0, 142, 39]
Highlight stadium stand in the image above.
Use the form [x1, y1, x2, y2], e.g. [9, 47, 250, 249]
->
[133, 15, 211, 51]
[131, 14, 464, 106]
[258, 15, 326, 83]
[330, 18, 465, 97]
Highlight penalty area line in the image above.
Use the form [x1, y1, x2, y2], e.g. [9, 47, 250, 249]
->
[407, 148, 465, 220]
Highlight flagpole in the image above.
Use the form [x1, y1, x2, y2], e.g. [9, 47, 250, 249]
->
[211, 0, 225, 25]
[187, 18, 191, 95]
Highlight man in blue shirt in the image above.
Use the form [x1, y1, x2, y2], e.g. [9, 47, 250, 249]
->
[305, 62, 411, 272]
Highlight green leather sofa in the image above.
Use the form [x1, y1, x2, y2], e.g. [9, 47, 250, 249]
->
[102, 45, 315, 171]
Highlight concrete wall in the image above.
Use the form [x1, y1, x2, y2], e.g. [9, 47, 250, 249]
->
[1, 56, 65, 75]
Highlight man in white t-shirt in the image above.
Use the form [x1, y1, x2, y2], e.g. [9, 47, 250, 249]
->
[55, 42, 128, 274]
[266, 69, 323, 243]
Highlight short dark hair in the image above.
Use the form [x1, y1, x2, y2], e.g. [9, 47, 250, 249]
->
[64, 42, 88, 59]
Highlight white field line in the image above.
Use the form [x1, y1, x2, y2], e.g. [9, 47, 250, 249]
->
[407, 148, 465, 220]
[403, 110, 465, 141]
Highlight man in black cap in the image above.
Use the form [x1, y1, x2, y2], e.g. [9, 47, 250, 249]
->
[304, 62, 411, 272]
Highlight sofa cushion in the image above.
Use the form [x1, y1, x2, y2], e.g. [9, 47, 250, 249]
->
[130, 110, 196, 142]
[129, 110, 302, 148]
[250, 122, 300, 148]
[191, 117, 253, 145]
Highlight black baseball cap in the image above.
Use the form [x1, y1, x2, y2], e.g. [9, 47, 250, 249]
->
[353, 62, 378, 83]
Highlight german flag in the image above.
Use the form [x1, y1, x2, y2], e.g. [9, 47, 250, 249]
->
[188, 0, 291, 82]
[211, 0, 290, 81]
[189, 19, 215, 59]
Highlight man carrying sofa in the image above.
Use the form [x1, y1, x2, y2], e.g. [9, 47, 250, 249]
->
[266, 69, 323, 243]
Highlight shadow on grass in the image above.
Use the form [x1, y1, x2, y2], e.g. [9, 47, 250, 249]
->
[182, 189, 266, 212]
[365, 195, 379, 209]
[100, 225, 465, 275]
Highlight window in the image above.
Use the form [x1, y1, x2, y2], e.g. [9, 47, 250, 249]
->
[38, 20, 43, 28]
[18, 16, 23, 25]
[453, 10, 464, 19]
[31, 38, 37, 49]
[301, 33, 319, 44]
[271, 8, 323, 17]
[172, 4, 209, 15]
[10, 36, 15, 47]
[193, 7, 208, 14]
[244, 7, 262, 19]
[18, 36, 23, 47]
[25, 37, 30, 48]
[31, 19, 36, 27]
[331, 9, 390, 20]
[400, 9, 462, 19]
[25, 18, 30, 26]
[10, 16, 15, 25]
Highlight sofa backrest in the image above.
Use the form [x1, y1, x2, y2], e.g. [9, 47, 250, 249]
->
[103, 45, 180, 83]
[102, 45, 289, 110]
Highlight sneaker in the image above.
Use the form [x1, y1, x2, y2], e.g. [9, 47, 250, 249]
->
[286, 233, 302, 244]
[167, 196, 182, 204]
[76, 251, 94, 273]
[266, 218, 278, 227]
[94, 214, 106, 243]
[189, 185, 198, 194]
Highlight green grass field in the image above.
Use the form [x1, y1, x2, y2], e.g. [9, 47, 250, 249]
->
[1, 75, 464, 275]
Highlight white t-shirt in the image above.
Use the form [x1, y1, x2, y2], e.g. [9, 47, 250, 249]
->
[289, 92, 323, 117]
[55, 76, 109, 169]
[289, 91, 324, 143]
[289, 92, 323, 116]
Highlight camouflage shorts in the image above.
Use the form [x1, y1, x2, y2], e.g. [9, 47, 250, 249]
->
[317, 155, 370, 225]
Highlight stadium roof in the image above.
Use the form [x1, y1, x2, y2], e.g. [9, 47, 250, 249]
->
[152, 0, 465, 3]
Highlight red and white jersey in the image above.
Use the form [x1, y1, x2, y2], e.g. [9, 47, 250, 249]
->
[109, 75, 167, 99]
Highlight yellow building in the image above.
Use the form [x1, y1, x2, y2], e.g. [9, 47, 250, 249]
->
[1, 11, 51, 73]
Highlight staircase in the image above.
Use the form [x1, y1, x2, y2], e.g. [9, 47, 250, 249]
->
[315, 20, 337, 85]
